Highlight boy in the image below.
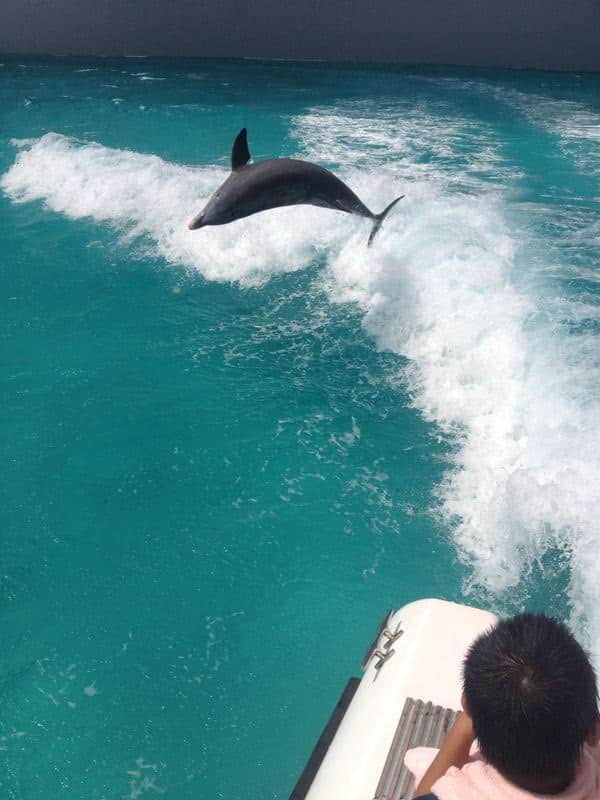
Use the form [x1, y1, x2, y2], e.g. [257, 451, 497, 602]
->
[411, 612, 600, 800]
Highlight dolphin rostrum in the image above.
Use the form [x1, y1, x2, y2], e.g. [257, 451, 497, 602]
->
[188, 129, 404, 246]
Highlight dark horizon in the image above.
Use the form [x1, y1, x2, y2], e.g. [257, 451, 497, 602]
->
[1, 0, 599, 73]
[2, 52, 600, 77]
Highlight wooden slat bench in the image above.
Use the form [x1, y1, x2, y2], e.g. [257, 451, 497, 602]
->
[374, 698, 460, 800]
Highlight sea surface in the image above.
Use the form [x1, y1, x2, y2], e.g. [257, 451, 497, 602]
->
[1, 56, 599, 799]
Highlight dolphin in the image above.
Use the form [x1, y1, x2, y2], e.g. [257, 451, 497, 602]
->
[188, 129, 404, 246]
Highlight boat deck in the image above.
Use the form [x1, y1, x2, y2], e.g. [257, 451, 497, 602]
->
[374, 698, 460, 800]
[289, 600, 496, 800]
[290, 689, 459, 800]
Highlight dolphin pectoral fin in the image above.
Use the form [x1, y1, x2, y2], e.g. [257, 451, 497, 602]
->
[232, 128, 251, 171]
[368, 195, 405, 246]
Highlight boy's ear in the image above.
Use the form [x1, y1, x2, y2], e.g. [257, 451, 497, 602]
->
[586, 718, 600, 747]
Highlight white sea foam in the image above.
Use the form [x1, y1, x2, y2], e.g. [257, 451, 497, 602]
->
[2, 127, 599, 656]
[293, 105, 518, 191]
[132, 72, 166, 81]
[509, 93, 600, 178]
[466, 83, 600, 178]
[1, 133, 345, 284]
[9, 137, 37, 148]
[418, 76, 600, 178]
[303, 111, 600, 655]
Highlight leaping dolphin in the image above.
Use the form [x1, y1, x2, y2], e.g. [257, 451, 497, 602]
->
[188, 129, 404, 246]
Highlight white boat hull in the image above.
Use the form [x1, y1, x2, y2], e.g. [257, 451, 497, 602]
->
[303, 598, 497, 800]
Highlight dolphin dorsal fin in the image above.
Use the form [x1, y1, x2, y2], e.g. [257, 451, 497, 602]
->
[232, 128, 251, 171]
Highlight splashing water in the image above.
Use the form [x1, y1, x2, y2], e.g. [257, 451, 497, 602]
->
[5, 110, 599, 650]
[1, 59, 599, 799]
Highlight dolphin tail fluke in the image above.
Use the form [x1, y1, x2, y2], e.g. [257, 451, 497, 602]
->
[368, 195, 405, 246]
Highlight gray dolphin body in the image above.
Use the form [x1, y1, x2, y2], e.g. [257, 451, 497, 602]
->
[188, 129, 403, 246]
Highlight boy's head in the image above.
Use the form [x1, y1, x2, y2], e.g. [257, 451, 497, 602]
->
[463, 612, 598, 793]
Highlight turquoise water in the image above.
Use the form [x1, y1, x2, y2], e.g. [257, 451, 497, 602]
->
[1, 56, 599, 799]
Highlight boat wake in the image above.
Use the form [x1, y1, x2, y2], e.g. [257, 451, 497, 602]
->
[3, 119, 599, 657]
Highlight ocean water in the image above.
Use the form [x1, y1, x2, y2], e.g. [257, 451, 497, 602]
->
[1, 56, 599, 799]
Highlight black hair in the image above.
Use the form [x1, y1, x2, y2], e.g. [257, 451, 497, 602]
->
[463, 613, 598, 792]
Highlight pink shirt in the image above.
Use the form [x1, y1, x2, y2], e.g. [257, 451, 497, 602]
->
[405, 744, 600, 800]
